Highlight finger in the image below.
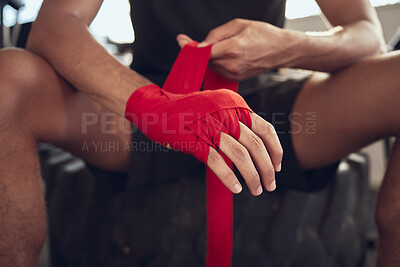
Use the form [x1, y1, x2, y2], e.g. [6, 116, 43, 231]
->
[238, 122, 276, 191]
[176, 34, 194, 48]
[208, 58, 239, 81]
[219, 132, 263, 196]
[198, 18, 248, 47]
[208, 57, 245, 82]
[250, 113, 283, 172]
[210, 58, 267, 82]
[207, 146, 242, 194]
[209, 38, 235, 60]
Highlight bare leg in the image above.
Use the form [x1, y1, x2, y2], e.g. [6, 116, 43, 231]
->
[292, 50, 400, 266]
[0, 48, 131, 266]
[375, 138, 400, 266]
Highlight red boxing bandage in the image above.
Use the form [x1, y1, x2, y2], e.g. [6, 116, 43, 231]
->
[125, 84, 251, 163]
[125, 41, 252, 267]
[125, 43, 252, 163]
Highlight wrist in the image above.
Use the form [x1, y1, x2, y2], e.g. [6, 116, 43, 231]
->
[125, 83, 162, 124]
[282, 29, 311, 69]
[286, 26, 348, 71]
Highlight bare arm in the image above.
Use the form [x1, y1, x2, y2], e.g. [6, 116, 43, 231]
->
[27, 0, 151, 116]
[27, 0, 285, 195]
[293, 0, 386, 71]
[177, 0, 386, 80]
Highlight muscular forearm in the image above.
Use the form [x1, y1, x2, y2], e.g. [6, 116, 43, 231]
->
[27, 7, 151, 116]
[183, 8, 386, 82]
[287, 19, 386, 72]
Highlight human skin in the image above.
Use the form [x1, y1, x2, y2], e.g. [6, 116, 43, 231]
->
[0, 0, 399, 266]
[26, 0, 282, 196]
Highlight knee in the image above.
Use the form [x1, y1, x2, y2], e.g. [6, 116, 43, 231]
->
[375, 197, 400, 236]
[0, 48, 46, 120]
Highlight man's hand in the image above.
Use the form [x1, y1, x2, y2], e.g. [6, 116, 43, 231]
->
[177, 19, 305, 81]
[125, 84, 282, 196]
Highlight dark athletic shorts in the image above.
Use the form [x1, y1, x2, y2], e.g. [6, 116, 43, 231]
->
[238, 73, 340, 192]
[122, 72, 340, 266]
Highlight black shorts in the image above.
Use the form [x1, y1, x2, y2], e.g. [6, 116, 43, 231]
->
[238, 73, 340, 192]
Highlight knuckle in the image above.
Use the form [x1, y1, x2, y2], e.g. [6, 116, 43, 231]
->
[226, 48, 239, 59]
[233, 37, 244, 48]
[227, 39, 244, 58]
[260, 121, 276, 135]
[232, 144, 249, 159]
[226, 63, 241, 76]
[225, 47, 239, 59]
[250, 172, 260, 183]
[232, 18, 241, 24]
[232, 18, 244, 25]
[248, 134, 264, 150]
[244, 170, 260, 185]
[264, 168, 275, 179]
[266, 121, 276, 132]
[207, 150, 220, 165]
[243, 26, 252, 35]
[220, 169, 233, 180]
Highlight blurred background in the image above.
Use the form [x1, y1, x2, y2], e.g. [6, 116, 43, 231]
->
[1, 1, 400, 266]
[3, 0, 400, 42]
[3, 0, 400, 43]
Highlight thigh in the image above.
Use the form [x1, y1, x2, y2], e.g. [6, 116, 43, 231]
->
[292, 51, 400, 170]
[1, 48, 132, 172]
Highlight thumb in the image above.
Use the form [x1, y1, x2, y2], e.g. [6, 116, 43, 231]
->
[198, 19, 247, 48]
[176, 34, 194, 48]
[209, 38, 233, 59]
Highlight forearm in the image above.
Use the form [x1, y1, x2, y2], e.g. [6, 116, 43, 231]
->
[286, 19, 386, 72]
[27, 9, 151, 116]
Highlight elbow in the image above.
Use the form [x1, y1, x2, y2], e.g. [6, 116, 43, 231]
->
[26, 5, 61, 53]
[364, 19, 387, 56]
[27, 11, 87, 54]
[371, 33, 387, 56]
[375, 39, 388, 55]
[26, 19, 45, 54]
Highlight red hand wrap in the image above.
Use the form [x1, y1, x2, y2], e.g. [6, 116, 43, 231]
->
[125, 41, 252, 267]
